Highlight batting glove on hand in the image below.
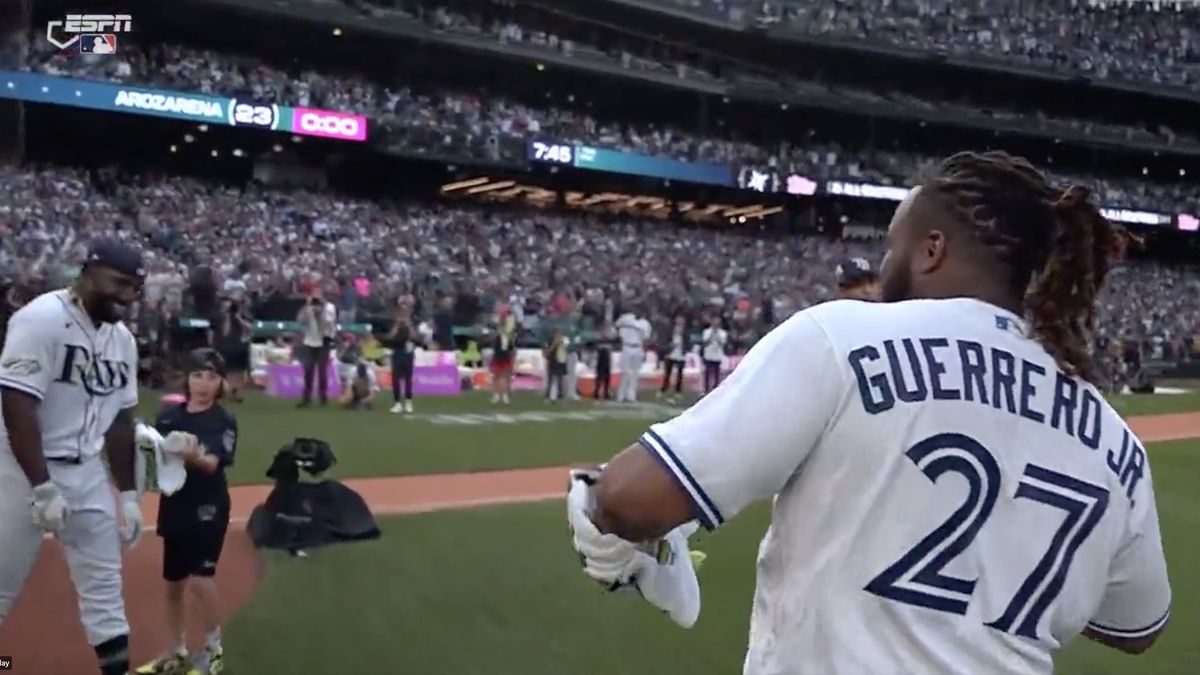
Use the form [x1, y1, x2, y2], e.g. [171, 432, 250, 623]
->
[567, 469, 703, 628]
[134, 420, 164, 451]
[161, 431, 198, 458]
[30, 480, 68, 533]
[118, 490, 143, 548]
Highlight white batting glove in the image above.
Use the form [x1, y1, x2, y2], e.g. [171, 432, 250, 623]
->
[162, 431, 198, 458]
[118, 490, 143, 548]
[30, 481, 68, 533]
[568, 468, 641, 585]
[567, 468, 703, 628]
[134, 420, 164, 451]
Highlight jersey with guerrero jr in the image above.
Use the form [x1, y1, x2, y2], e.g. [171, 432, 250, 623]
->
[0, 290, 138, 463]
[639, 298, 1169, 675]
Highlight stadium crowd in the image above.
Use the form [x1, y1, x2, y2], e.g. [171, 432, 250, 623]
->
[8, 6, 1198, 215]
[1, 163, 1198, 361]
[649, 0, 1200, 91]
[1, 2, 1197, 363]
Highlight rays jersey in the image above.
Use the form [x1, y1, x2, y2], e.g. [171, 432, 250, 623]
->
[616, 313, 650, 350]
[639, 298, 1169, 675]
[0, 290, 138, 463]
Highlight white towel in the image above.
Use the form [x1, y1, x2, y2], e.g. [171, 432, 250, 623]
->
[134, 422, 188, 496]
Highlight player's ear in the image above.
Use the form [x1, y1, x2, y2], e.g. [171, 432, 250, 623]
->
[915, 229, 949, 275]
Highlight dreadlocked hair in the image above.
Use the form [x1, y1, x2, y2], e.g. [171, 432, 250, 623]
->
[927, 151, 1129, 383]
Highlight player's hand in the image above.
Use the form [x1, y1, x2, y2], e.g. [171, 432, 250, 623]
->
[118, 490, 143, 548]
[567, 468, 703, 628]
[30, 480, 68, 533]
[134, 420, 164, 451]
[162, 431, 199, 459]
[567, 467, 640, 585]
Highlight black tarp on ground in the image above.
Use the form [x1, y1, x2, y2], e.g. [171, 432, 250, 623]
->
[245, 438, 381, 551]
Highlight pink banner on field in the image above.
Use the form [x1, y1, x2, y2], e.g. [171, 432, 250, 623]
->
[511, 374, 545, 391]
[266, 363, 342, 398]
[266, 363, 461, 397]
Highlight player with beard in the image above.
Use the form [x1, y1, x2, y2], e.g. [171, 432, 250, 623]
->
[566, 152, 1168, 674]
[0, 240, 145, 675]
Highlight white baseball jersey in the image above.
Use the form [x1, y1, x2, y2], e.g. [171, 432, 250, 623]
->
[616, 313, 650, 350]
[701, 326, 728, 362]
[0, 290, 139, 463]
[639, 298, 1169, 675]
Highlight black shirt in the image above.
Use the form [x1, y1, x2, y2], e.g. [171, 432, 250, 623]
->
[154, 403, 237, 533]
[389, 322, 416, 362]
[432, 309, 454, 348]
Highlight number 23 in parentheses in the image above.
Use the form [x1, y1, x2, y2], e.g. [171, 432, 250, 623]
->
[864, 432, 1110, 641]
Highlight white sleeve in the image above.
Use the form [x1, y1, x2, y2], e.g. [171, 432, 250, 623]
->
[1086, 475, 1171, 640]
[118, 329, 139, 410]
[0, 305, 58, 400]
[638, 310, 845, 529]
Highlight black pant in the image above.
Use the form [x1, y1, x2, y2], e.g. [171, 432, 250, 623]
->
[392, 356, 414, 402]
[161, 518, 229, 582]
[594, 351, 612, 399]
[703, 360, 722, 393]
[661, 358, 684, 393]
[546, 362, 566, 399]
[299, 344, 330, 403]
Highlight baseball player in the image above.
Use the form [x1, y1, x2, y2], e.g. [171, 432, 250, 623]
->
[0, 240, 146, 675]
[568, 152, 1169, 674]
[614, 308, 650, 403]
[835, 256, 880, 301]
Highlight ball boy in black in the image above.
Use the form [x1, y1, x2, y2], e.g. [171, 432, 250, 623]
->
[136, 348, 237, 675]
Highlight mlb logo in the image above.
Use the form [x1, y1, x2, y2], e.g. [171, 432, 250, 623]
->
[78, 34, 117, 54]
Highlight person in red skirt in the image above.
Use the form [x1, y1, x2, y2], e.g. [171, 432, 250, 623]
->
[490, 311, 516, 404]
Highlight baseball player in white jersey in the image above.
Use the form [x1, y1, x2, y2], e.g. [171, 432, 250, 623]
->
[614, 310, 651, 403]
[567, 152, 1170, 674]
[0, 240, 146, 675]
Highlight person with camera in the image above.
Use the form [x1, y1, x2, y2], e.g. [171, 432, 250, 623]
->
[135, 348, 237, 675]
[216, 296, 253, 402]
[543, 327, 569, 402]
[296, 288, 337, 407]
[336, 334, 379, 410]
[592, 322, 615, 400]
[385, 300, 420, 414]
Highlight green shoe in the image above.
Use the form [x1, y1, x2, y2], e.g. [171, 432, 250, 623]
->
[134, 651, 189, 675]
[188, 647, 223, 675]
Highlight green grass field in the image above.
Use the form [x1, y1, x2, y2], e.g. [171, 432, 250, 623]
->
[207, 390, 1198, 674]
[146, 392, 679, 480]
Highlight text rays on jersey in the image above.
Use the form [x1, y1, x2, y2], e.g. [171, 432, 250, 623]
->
[58, 344, 133, 397]
[847, 319, 1146, 503]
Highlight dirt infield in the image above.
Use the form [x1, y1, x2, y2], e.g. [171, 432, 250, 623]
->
[1, 413, 1197, 674]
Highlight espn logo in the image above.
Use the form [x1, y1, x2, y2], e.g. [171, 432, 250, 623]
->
[0, 656, 12, 670]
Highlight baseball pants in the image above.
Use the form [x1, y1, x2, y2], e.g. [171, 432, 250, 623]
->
[564, 353, 580, 401]
[617, 349, 644, 402]
[0, 449, 130, 646]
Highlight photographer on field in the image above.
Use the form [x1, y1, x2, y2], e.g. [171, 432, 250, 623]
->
[215, 295, 253, 401]
[296, 287, 337, 407]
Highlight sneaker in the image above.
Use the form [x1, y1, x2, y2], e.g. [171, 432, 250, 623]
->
[134, 650, 189, 675]
[188, 647, 223, 675]
[403, 400, 413, 413]
[389, 402, 403, 414]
